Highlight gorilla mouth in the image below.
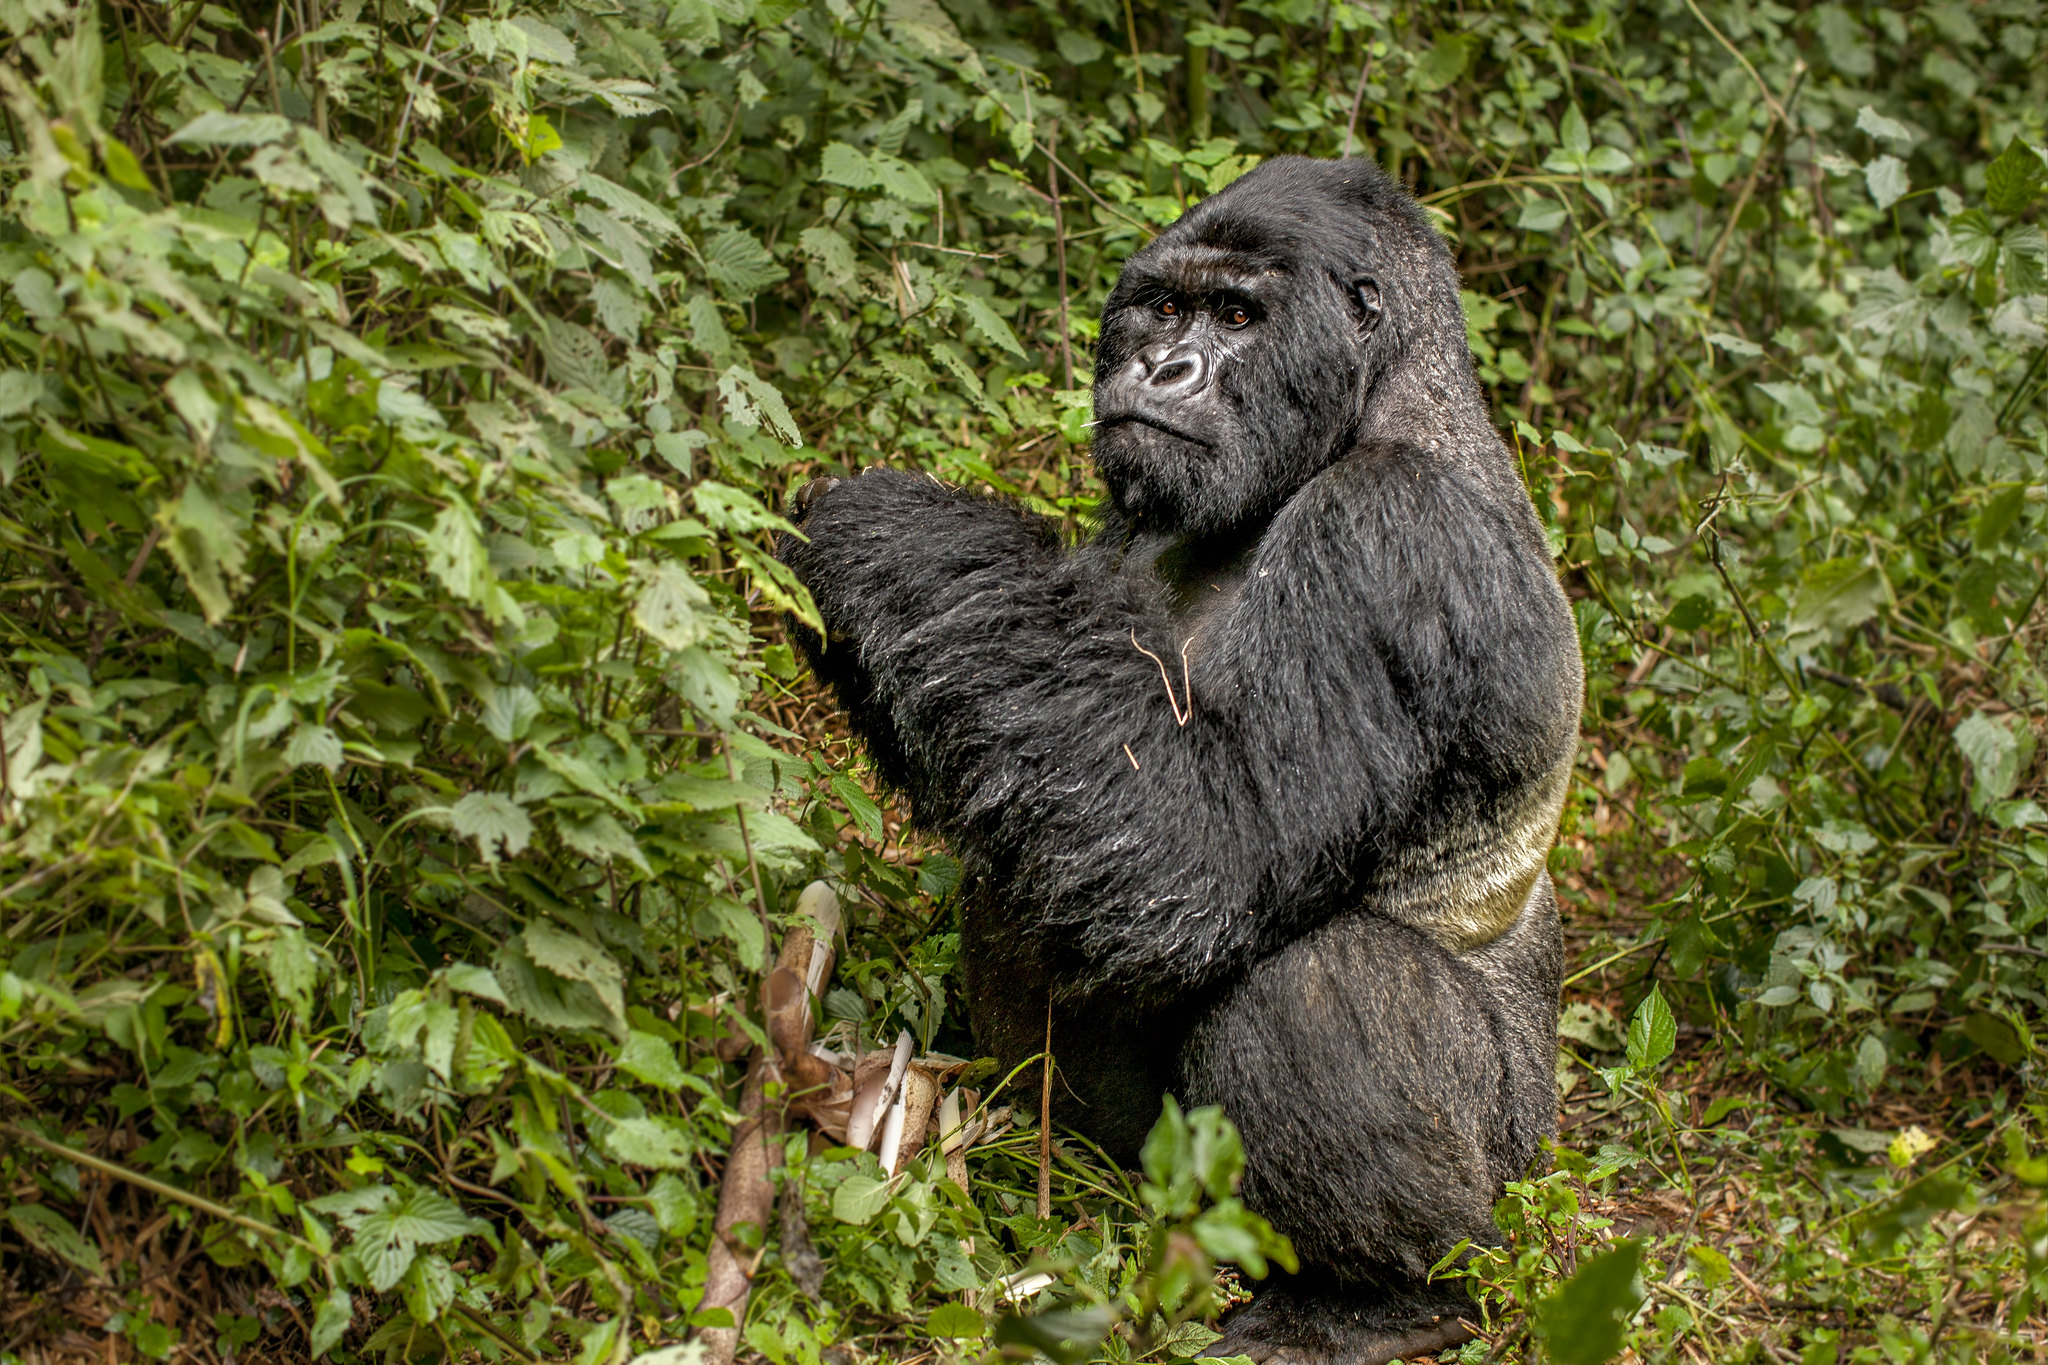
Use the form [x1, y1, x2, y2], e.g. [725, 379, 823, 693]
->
[1096, 413, 1214, 450]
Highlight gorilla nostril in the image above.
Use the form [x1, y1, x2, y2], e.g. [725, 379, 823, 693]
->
[1145, 348, 1209, 392]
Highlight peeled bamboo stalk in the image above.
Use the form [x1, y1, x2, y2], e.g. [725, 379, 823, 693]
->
[690, 881, 841, 1365]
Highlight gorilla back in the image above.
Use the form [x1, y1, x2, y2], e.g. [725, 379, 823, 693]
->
[778, 157, 1583, 1364]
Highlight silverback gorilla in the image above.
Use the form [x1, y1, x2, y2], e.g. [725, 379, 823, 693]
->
[777, 157, 1584, 1364]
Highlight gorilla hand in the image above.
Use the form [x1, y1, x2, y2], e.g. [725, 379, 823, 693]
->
[787, 475, 843, 526]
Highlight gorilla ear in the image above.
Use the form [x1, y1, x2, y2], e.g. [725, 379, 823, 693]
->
[1353, 278, 1384, 332]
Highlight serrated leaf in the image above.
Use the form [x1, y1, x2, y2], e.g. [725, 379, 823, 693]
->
[928, 1303, 987, 1339]
[285, 724, 345, 773]
[819, 141, 876, 189]
[557, 810, 652, 873]
[831, 774, 885, 841]
[957, 293, 1026, 359]
[1866, 155, 1910, 211]
[449, 792, 532, 862]
[632, 561, 709, 650]
[617, 1030, 688, 1089]
[606, 1117, 696, 1169]
[1788, 557, 1887, 635]
[832, 1174, 892, 1225]
[717, 366, 802, 444]
[704, 228, 787, 300]
[441, 962, 507, 1005]
[1987, 136, 2046, 216]
[1625, 987, 1676, 1070]
[1955, 711, 2033, 814]
[1855, 105, 1914, 146]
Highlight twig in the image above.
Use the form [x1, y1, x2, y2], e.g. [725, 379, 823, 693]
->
[1122, 0, 1144, 94]
[1704, 59, 1806, 294]
[1048, 122, 1074, 390]
[1037, 998, 1054, 1220]
[1, 1123, 319, 1254]
[385, 0, 449, 161]
[1681, 0, 1784, 123]
[1129, 628, 1195, 726]
[1342, 44, 1374, 157]
[672, 91, 744, 178]
[1034, 140, 1156, 238]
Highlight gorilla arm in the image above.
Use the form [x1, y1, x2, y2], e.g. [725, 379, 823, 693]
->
[780, 448, 1577, 1001]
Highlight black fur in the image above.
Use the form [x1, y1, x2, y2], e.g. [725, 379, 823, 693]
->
[778, 157, 1583, 1364]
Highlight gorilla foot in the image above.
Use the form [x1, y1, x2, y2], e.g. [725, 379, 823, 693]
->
[1209, 1283, 1477, 1365]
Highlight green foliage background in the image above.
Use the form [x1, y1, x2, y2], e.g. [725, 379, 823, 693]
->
[0, 0, 2045, 1357]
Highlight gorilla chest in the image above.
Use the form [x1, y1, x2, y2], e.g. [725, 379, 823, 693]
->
[1139, 529, 1259, 641]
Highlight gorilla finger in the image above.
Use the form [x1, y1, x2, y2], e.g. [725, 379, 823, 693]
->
[788, 475, 843, 522]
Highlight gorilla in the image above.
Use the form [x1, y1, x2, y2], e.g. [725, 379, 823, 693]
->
[777, 156, 1583, 1364]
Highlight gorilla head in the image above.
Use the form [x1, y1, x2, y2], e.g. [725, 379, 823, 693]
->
[1092, 156, 1476, 539]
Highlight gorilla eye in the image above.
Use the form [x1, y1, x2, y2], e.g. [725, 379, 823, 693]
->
[1158, 300, 1179, 318]
[1222, 306, 1252, 329]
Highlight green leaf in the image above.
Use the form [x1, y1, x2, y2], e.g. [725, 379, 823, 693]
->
[927, 1304, 986, 1339]
[632, 561, 710, 650]
[557, 811, 652, 873]
[7, 1203, 103, 1276]
[1962, 1010, 2027, 1064]
[1866, 155, 1910, 211]
[169, 111, 293, 145]
[1625, 986, 1676, 1071]
[717, 365, 803, 444]
[1954, 712, 2033, 814]
[1788, 558, 1888, 635]
[617, 1030, 689, 1089]
[1975, 485, 2028, 552]
[605, 1117, 696, 1169]
[830, 774, 885, 841]
[819, 142, 876, 189]
[1534, 1239, 1644, 1365]
[309, 1287, 352, 1357]
[957, 294, 1027, 359]
[831, 1174, 893, 1225]
[449, 792, 533, 862]
[1986, 137, 2045, 215]
[1411, 32, 1472, 93]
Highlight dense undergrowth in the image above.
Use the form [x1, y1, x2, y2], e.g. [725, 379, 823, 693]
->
[0, 0, 2046, 1359]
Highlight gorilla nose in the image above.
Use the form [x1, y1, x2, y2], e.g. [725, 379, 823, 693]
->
[1138, 343, 1210, 395]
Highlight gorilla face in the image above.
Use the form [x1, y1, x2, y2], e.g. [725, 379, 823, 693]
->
[1091, 157, 1466, 539]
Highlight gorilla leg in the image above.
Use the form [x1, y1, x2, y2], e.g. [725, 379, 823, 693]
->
[1187, 887, 1562, 1365]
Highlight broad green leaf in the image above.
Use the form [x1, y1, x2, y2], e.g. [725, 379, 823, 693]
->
[605, 1117, 696, 1169]
[1866, 155, 1910, 210]
[832, 1174, 893, 1225]
[449, 792, 533, 862]
[8, 1203, 102, 1275]
[819, 142, 875, 189]
[170, 111, 292, 145]
[1987, 136, 2047, 215]
[617, 1030, 689, 1089]
[957, 293, 1026, 359]
[1788, 558, 1888, 634]
[1534, 1240, 1644, 1365]
[928, 1304, 986, 1339]
[310, 1287, 352, 1357]
[1954, 711, 2033, 813]
[1625, 986, 1676, 1071]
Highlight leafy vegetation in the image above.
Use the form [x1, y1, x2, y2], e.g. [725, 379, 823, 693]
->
[0, 0, 2045, 1358]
